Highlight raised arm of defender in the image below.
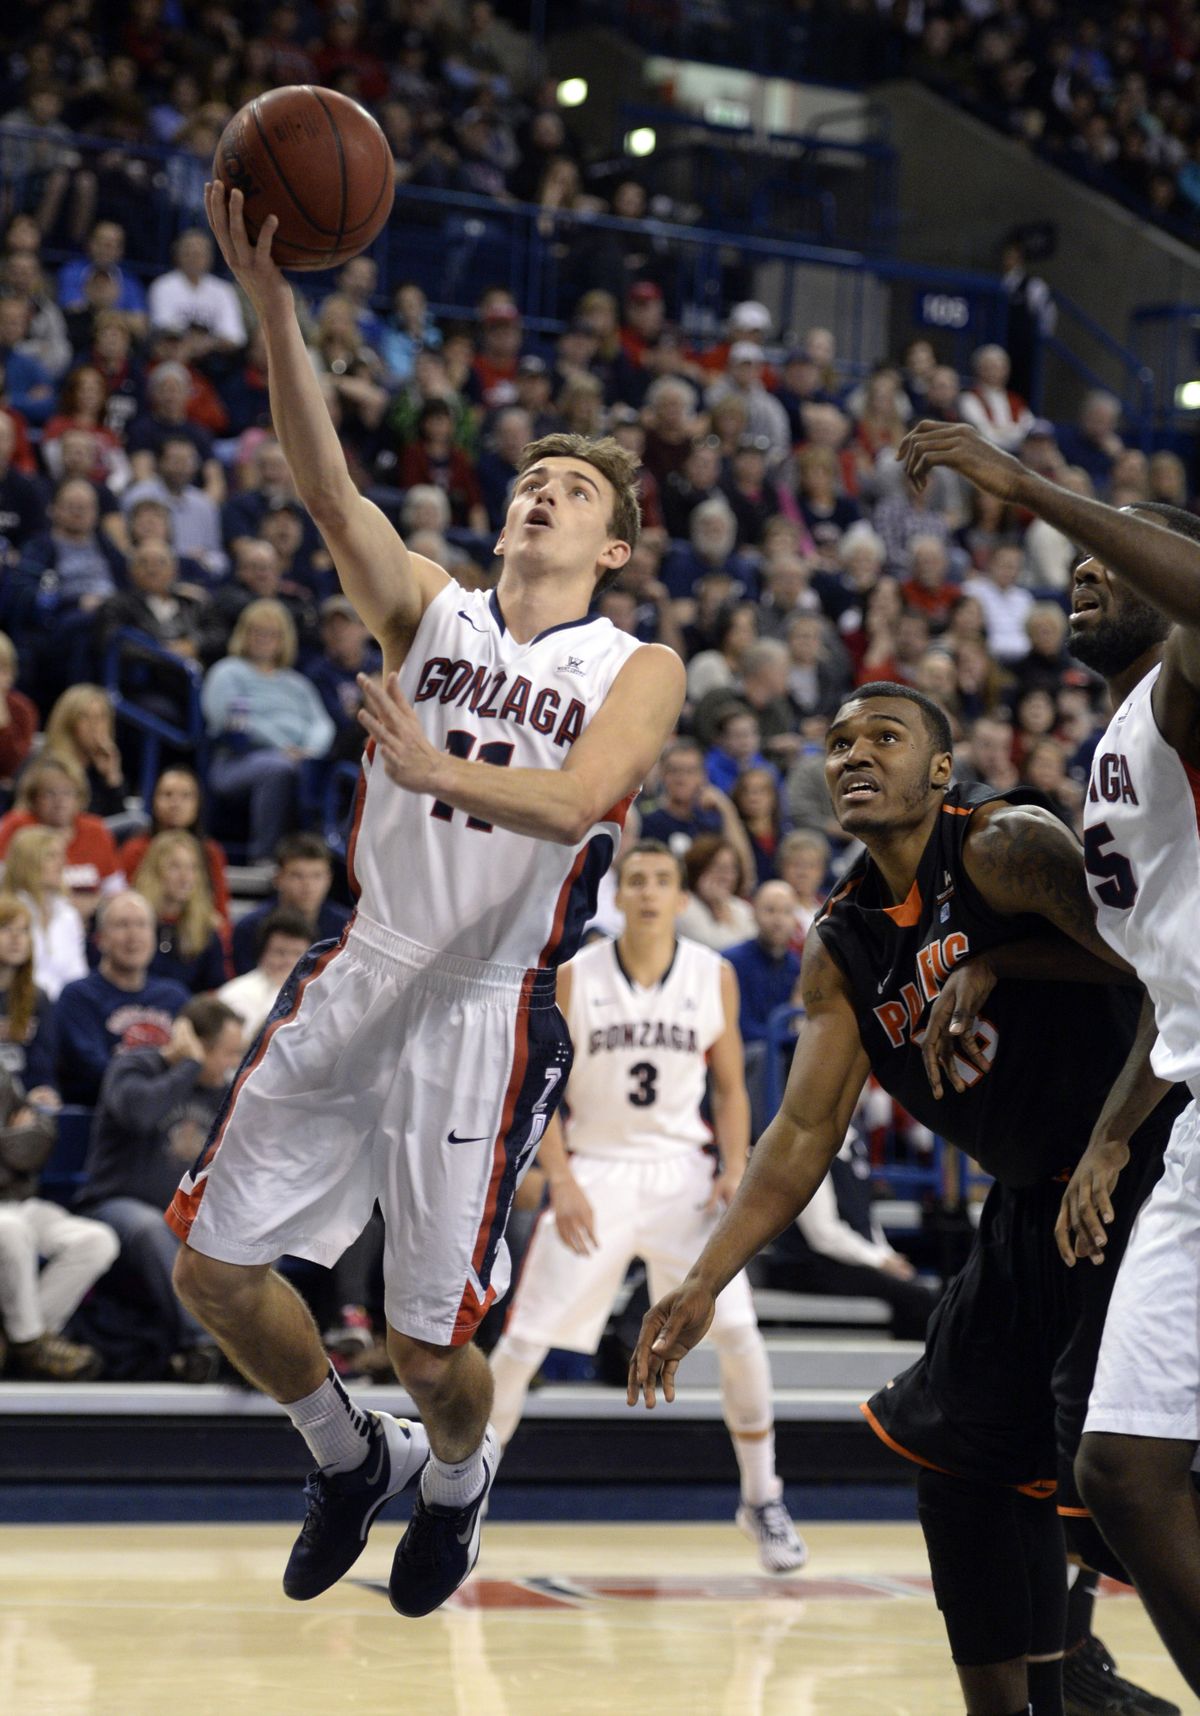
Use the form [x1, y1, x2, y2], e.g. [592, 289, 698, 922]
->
[205, 183, 447, 658]
[628, 930, 870, 1408]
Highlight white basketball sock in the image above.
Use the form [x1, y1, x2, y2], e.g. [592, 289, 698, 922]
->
[489, 1333, 548, 1446]
[731, 1428, 782, 1508]
[421, 1430, 493, 1509]
[284, 1366, 372, 1476]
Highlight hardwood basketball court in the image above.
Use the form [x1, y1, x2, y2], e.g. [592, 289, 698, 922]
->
[2, 1520, 1190, 1716]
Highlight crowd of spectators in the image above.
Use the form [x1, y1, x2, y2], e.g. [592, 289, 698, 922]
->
[0, 0, 1182, 1384]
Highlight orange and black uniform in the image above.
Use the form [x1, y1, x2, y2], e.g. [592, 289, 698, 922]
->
[815, 781, 1183, 1518]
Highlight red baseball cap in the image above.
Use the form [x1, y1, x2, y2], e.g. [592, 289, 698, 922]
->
[628, 281, 663, 303]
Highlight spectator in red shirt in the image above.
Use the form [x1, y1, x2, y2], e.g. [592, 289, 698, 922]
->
[118, 766, 230, 925]
[0, 753, 120, 920]
[0, 631, 37, 790]
[619, 280, 666, 368]
[901, 535, 961, 631]
[399, 400, 488, 532]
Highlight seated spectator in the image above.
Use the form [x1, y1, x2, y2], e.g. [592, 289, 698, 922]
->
[721, 435, 779, 549]
[118, 767, 230, 925]
[0, 295, 55, 425]
[95, 539, 207, 672]
[146, 227, 246, 360]
[1055, 389, 1124, 491]
[775, 347, 837, 442]
[1022, 735, 1083, 829]
[218, 908, 313, 1046]
[755, 556, 821, 644]
[812, 520, 886, 625]
[666, 497, 758, 604]
[955, 637, 1012, 725]
[202, 600, 336, 863]
[785, 613, 853, 722]
[845, 578, 905, 685]
[0, 629, 37, 790]
[696, 637, 801, 768]
[13, 477, 125, 694]
[963, 542, 1036, 664]
[1147, 449, 1190, 510]
[608, 544, 684, 653]
[0, 754, 121, 917]
[706, 341, 790, 461]
[873, 460, 958, 575]
[705, 705, 776, 797]
[640, 377, 702, 486]
[1011, 685, 1060, 771]
[38, 427, 125, 548]
[470, 301, 524, 411]
[221, 438, 311, 554]
[125, 493, 208, 585]
[307, 595, 382, 759]
[638, 737, 744, 861]
[0, 1054, 116, 1377]
[42, 684, 129, 819]
[2, 827, 86, 1001]
[77, 998, 243, 1381]
[55, 890, 190, 1106]
[848, 366, 909, 488]
[776, 829, 830, 949]
[660, 435, 723, 540]
[901, 534, 960, 630]
[731, 767, 786, 889]
[58, 220, 149, 321]
[677, 834, 757, 953]
[121, 435, 226, 580]
[231, 833, 349, 976]
[763, 1113, 939, 1341]
[473, 405, 529, 533]
[378, 281, 442, 388]
[399, 399, 488, 531]
[512, 353, 561, 439]
[0, 891, 61, 1095]
[557, 373, 606, 443]
[125, 362, 219, 486]
[686, 600, 759, 703]
[726, 879, 802, 1135]
[958, 344, 1034, 452]
[793, 446, 860, 565]
[922, 364, 965, 425]
[955, 713, 1020, 794]
[39, 365, 131, 493]
[133, 832, 228, 994]
[0, 410, 43, 549]
[1012, 603, 1073, 699]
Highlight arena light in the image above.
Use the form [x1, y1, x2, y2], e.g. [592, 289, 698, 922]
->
[557, 77, 588, 108]
[625, 126, 657, 158]
[1176, 380, 1200, 410]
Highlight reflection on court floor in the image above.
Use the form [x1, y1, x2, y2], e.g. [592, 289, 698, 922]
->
[0, 1522, 1190, 1716]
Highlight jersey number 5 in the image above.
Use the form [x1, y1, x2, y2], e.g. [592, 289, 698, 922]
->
[1083, 820, 1138, 911]
[430, 729, 515, 832]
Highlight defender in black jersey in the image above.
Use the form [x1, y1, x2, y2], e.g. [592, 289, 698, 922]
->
[630, 684, 1179, 1716]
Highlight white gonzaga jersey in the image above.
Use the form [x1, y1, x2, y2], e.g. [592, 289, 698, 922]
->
[563, 936, 727, 1159]
[349, 581, 643, 969]
[1084, 662, 1200, 1085]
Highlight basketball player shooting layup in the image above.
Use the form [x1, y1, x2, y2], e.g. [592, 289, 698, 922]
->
[166, 183, 685, 1618]
[489, 840, 806, 1573]
[901, 419, 1200, 1701]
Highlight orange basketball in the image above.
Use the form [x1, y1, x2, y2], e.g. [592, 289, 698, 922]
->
[213, 85, 395, 272]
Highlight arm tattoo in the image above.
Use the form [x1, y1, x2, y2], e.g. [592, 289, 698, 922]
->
[970, 809, 1098, 943]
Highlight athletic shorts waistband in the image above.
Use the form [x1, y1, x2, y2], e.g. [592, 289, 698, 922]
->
[346, 914, 558, 1007]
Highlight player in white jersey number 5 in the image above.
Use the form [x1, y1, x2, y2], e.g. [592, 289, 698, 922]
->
[167, 184, 685, 1619]
[489, 841, 806, 1572]
[901, 418, 1200, 1702]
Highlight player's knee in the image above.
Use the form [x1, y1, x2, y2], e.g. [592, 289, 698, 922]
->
[386, 1329, 455, 1397]
[1076, 1431, 1185, 1528]
[75, 1221, 120, 1276]
[173, 1247, 256, 1328]
[709, 1322, 763, 1359]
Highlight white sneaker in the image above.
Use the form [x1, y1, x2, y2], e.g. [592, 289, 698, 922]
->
[736, 1499, 808, 1574]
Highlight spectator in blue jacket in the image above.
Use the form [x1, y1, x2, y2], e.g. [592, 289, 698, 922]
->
[76, 997, 244, 1381]
[231, 833, 348, 976]
[726, 880, 802, 1135]
[55, 891, 189, 1106]
[201, 599, 335, 862]
[12, 478, 125, 696]
[306, 595, 381, 759]
[704, 704, 779, 797]
[57, 221, 149, 321]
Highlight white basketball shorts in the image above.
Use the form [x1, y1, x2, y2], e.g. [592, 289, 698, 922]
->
[503, 1149, 758, 1354]
[1084, 1091, 1200, 1440]
[167, 914, 572, 1346]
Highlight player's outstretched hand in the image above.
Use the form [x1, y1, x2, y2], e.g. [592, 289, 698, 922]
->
[627, 1280, 715, 1410]
[898, 421, 1026, 502]
[549, 1173, 598, 1255]
[358, 671, 441, 794]
[1055, 1135, 1130, 1267]
[204, 181, 288, 315]
[920, 954, 997, 1099]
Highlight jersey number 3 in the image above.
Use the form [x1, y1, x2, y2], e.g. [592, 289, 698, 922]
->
[430, 729, 515, 832]
[1084, 820, 1138, 911]
[628, 1061, 658, 1107]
